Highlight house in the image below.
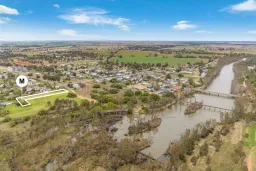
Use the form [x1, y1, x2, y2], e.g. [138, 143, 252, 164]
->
[7, 66, 28, 72]
[180, 78, 188, 84]
[172, 85, 182, 92]
[56, 84, 66, 89]
[201, 72, 207, 78]
[0, 102, 12, 106]
[116, 73, 123, 77]
[180, 70, 193, 74]
[40, 87, 51, 93]
[73, 83, 80, 89]
[26, 87, 33, 92]
[170, 79, 179, 85]
[91, 73, 98, 77]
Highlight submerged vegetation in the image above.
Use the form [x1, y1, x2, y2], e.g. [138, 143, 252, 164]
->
[128, 117, 162, 135]
[184, 102, 203, 115]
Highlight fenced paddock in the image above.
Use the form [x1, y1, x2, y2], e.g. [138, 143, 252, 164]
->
[16, 89, 69, 107]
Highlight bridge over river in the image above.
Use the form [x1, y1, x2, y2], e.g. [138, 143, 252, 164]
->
[184, 88, 240, 99]
[184, 101, 233, 113]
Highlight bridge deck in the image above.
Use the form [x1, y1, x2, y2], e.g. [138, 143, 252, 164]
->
[185, 88, 239, 98]
[185, 101, 232, 112]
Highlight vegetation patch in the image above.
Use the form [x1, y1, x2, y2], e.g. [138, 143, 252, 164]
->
[111, 50, 206, 66]
[3, 93, 81, 120]
[128, 118, 161, 135]
[243, 123, 256, 148]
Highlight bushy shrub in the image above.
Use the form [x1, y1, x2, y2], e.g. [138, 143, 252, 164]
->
[93, 84, 101, 88]
[135, 90, 142, 96]
[67, 92, 77, 98]
[111, 83, 123, 89]
[108, 89, 119, 94]
[124, 90, 134, 97]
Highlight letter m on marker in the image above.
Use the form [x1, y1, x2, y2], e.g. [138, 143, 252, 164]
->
[19, 78, 25, 84]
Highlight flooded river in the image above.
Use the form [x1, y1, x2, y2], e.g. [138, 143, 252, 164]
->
[113, 63, 235, 159]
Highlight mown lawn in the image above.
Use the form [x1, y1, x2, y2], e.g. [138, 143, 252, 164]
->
[243, 123, 256, 148]
[2, 93, 81, 120]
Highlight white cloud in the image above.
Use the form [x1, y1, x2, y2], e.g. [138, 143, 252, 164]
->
[222, 0, 256, 12]
[0, 5, 19, 15]
[172, 21, 197, 30]
[118, 24, 130, 31]
[58, 29, 78, 36]
[26, 10, 33, 15]
[57, 29, 107, 40]
[248, 30, 256, 34]
[53, 4, 60, 9]
[59, 8, 131, 31]
[195, 30, 212, 34]
[0, 17, 11, 24]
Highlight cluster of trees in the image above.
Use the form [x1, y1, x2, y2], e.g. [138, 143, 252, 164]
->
[0, 108, 9, 117]
[102, 60, 169, 71]
[17, 50, 106, 64]
[42, 74, 61, 81]
[90, 89, 120, 105]
[0, 92, 157, 170]
[67, 92, 77, 98]
[167, 120, 216, 170]
[127, 45, 176, 51]
[111, 83, 123, 89]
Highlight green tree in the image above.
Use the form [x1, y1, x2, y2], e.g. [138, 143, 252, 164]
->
[150, 93, 160, 101]
[67, 92, 77, 98]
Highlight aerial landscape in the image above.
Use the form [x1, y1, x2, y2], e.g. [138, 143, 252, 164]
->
[1, 0, 256, 171]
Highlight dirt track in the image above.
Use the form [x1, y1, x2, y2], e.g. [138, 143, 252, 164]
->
[248, 153, 252, 171]
[230, 122, 244, 144]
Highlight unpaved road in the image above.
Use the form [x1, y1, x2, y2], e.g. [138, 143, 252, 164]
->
[248, 153, 252, 171]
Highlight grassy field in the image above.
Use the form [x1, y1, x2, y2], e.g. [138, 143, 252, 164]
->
[83, 49, 113, 56]
[243, 123, 256, 148]
[3, 92, 81, 120]
[111, 50, 206, 66]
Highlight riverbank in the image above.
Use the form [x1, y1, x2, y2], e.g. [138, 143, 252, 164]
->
[163, 58, 256, 171]
[203, 56, 245, 89]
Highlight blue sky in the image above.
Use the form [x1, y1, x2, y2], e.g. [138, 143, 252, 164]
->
[1, 0, 256, 41]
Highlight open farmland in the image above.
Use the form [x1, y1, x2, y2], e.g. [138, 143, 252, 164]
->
[83, 49, 114, 56]
[167, 44, 256, 54]
[111, 50, 208, 66]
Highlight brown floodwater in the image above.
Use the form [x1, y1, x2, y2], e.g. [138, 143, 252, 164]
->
[113, 63, 235, 159]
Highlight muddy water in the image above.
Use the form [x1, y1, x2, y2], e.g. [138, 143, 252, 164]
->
[113, 63, 235, 159]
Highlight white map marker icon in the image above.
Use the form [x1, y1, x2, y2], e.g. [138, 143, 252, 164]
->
[16, 75, 28, 88]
